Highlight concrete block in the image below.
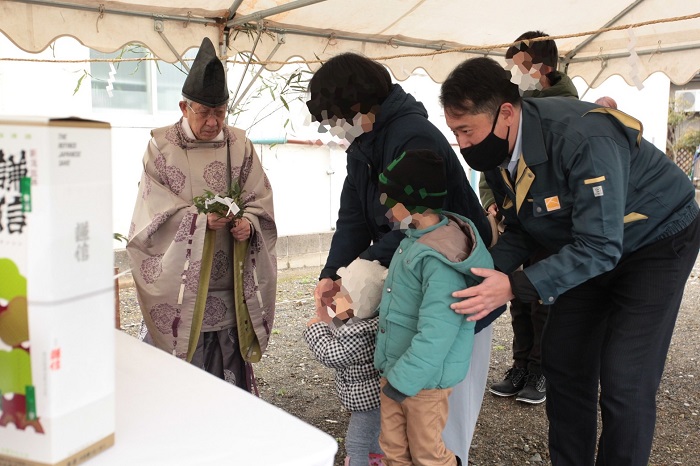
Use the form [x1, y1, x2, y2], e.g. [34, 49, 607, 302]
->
[287, 234, 321, 256]
[287, 252, 323, 269]
[320, 232, 334, 251]
[275, 236, 288, 257]
[114, 248, 130, 271]
[116, 233, 333, 273]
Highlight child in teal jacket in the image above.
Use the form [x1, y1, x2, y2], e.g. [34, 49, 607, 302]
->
[374, 150, 493, 466]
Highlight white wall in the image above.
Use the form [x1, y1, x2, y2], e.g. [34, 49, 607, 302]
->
[256, 142, 347, 236]
[573, 72, 671, 152]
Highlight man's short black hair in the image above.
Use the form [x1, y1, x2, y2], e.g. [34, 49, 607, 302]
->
[439, 57, 521, 118]
[306, 53, 393, 123]
[506, 30, 559, 85]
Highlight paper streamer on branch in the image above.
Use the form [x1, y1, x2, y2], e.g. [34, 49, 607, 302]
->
[106, 63, 116, 97]
[627, 28, 647, 90]
[205, 195, 240, 217]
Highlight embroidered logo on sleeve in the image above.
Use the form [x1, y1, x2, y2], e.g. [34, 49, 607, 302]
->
[545, 196, 561, 212]
[592, 186, 604, 197]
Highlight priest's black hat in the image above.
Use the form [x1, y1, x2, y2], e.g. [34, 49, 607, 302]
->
[182, 37, 229, 107]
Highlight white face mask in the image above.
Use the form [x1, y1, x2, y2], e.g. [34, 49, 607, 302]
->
[505, 58, 544, 95]
[384, 208, 413, 231]
[315, 111, 373, 144]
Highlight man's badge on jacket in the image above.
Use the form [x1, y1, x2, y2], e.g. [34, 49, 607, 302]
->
[545, 196, 561, 212]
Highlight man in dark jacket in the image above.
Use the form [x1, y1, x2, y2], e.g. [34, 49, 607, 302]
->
[441, 56, 700, 466]
[306, 52, 491, 463]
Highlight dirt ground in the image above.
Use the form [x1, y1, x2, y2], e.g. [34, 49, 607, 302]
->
[119, 256, 700, 465]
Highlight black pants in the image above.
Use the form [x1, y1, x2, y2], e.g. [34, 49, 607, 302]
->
[511, 250, 551, 375]
[542, 214, 700, 466]
[510, 297, 549, 374]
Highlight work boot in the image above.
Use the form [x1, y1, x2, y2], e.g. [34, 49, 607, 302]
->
[489, 367, 528, 397]
[516, 372, 546, 404]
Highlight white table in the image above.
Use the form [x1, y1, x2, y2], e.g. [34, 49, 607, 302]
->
[89, 331, 338, 466]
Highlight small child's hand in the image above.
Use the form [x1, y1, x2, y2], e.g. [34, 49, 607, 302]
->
[316, 305, 334, 324]
[306, 317, 322, 327]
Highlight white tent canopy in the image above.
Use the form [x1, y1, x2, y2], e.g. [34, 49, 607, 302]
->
[1, 0, 699, 86]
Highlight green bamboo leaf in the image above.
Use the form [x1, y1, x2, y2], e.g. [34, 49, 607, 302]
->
[280, 95, 289, 111]
[73, 71, 87, 95]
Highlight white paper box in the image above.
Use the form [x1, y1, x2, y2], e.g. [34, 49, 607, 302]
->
[0, 118, 115, 466]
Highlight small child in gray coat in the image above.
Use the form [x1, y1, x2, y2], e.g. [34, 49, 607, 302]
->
[303, 258, 388, 466]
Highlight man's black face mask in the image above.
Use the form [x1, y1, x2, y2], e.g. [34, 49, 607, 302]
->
[460, 107, 510, 172]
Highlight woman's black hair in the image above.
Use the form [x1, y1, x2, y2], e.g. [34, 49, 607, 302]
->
[306, 53, 393, 122]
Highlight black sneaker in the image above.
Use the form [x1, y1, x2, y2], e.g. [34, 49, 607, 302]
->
[489, 367, 528, 397]
[516, 372, 546, 404]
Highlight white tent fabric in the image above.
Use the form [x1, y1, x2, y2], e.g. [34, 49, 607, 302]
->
[1, 0, 699, 86]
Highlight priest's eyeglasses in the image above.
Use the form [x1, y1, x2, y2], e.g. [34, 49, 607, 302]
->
[187, 103, 228, 120]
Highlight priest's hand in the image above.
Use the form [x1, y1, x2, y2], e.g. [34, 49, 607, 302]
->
[230, 217, 252, 241]
[451, 268, 514, 321]
[207, 212, 232, 230]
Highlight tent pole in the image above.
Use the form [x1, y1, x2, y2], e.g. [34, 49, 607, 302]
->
[154, 20, 190, 72]
[227, 0, 331, 27]
[228, 0, 245, 20]
[230, 36, 286, 113]
[562, 0, 646, 70]
[247, 25, 501, 58]
[230, 27, 264, 112]
[568, 42, 700, 64]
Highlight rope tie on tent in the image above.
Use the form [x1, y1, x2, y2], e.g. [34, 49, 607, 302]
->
[626, 28, 646, 89]
[96, 4, 105, 33]
[184, 11, 192, 29]
[579, 53, 607, 99]
[648, 41, 662, 63]
[322, 33, 337, 54]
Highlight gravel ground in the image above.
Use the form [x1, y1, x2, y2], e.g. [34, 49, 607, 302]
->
[118, 255, 700, 465]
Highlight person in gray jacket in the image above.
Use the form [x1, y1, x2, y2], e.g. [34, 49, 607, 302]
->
[441, 56, 700, 466]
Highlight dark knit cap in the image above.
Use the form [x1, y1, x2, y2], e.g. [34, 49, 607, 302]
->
[378, 150, 447, 213]
[182, 37, 229, 107]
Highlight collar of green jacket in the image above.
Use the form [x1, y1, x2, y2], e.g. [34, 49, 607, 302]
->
[524, 71, 579, 99]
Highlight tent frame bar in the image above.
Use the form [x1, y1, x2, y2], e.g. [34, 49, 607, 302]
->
[250, 24, 698, 67]
[563, 0, 647, 65]
[10, 0, 219, 25]
[256, 25, 499, 57]
[227, 0, 245, 21]
[567, 42, 700, 63]
[227, 0, 330, 27]
[8, 0, 698, 73]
